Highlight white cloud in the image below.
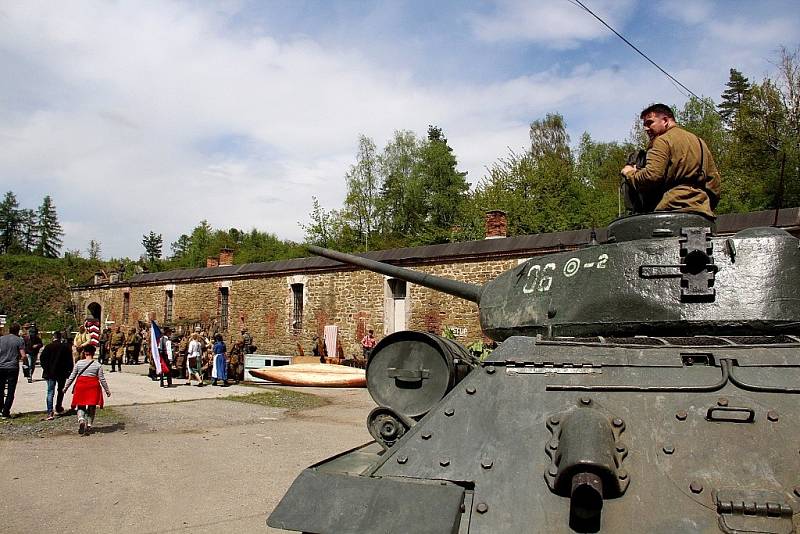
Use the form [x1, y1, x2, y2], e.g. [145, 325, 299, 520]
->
[466, 0, 636, 47]
[655, 0, 713, 26]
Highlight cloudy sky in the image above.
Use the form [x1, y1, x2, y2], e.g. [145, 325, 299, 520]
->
[1, 0, 798, 259]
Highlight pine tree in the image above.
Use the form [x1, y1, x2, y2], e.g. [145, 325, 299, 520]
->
[17, 208, 37, 253]
[142, 231, 163, 262]
[35, 196, 63, 258]
[718, 68, 751, 128]
[0, 191, 20, 254]
[170, 234, 191, 259]
[414, 125, 469, 241]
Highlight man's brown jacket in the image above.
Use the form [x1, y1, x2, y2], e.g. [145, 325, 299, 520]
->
[625, 125, 721, 218]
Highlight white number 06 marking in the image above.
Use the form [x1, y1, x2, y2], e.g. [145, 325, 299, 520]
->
[522, 254, 609, 294]
[522, 263, 555, 293]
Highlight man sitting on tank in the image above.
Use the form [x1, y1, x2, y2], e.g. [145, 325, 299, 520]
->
[621, 103, 721, 218]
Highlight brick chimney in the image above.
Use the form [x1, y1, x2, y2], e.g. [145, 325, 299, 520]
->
[218, 248, 234, 266]
[206, 257, 219, 268]
[485, 210, 507, 239]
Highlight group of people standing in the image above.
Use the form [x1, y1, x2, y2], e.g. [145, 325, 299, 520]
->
[149, 327, 252, 388]
[98, 325, 143, 370]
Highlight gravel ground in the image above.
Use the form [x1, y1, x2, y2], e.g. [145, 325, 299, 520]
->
[0, 382, 375, 534]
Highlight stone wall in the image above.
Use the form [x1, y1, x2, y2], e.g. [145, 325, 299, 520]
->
[71, 256, 522, 358]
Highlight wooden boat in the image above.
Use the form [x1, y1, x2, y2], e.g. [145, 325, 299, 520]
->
[249, 363, 366, 388]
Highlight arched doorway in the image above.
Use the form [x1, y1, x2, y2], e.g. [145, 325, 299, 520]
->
[87, 302, 102, 321]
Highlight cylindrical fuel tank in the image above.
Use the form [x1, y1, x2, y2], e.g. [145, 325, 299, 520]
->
[367, 331, 477, 419]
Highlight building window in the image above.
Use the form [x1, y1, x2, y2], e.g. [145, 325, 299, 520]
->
[291, 283, 303, 333]
[164, 290, 173, 324]
[219, 287, 229, 331]
[122, 293, 130, 324]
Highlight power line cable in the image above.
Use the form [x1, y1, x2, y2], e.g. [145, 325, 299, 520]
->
[570, 0, 717, 112]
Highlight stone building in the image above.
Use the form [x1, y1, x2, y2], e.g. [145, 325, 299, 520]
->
[70, 208, 800, 358]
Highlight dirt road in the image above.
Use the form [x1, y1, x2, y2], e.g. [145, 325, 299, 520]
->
[0, 368, 374, 534]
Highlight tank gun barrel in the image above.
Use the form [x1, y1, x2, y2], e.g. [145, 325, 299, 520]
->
[307, 245, 482, 303]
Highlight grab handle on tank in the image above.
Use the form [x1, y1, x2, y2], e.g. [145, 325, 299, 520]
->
[387, 367, 431, 383]
[706, 406, 755, 423]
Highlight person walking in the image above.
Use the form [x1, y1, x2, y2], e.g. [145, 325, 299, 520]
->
[157, 327, 174, 388]
[62, 344, 111, 435]
[23, 325, 43, 383]
[186, 333, 204, 386]
[211, 334, 228, 387]
[40, 332, 74, 419]
[0, 323, 26, 419]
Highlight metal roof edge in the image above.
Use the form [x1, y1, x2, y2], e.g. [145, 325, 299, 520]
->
[70, 207, 798, 290]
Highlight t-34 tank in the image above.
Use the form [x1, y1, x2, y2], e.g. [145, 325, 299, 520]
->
[267, 212, 800, 533]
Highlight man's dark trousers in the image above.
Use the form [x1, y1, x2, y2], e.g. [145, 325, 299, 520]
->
[0, 368, 19, 416]
[55, 376, 68, 412]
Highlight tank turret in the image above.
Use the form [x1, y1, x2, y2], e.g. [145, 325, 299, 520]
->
[269, 213, 800, 533]
[314, 211, 800, 340]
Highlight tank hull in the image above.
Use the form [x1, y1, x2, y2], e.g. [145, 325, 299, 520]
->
[268, 336, 800, 533]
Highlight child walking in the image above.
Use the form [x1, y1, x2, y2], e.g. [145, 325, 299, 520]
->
[62, 344, 111, 435]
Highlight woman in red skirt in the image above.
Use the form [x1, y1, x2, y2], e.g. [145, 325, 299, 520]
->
[62, 344, 111, 435]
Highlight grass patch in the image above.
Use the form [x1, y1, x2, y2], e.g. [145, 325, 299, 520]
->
[0, 407, 126, 440]
[222, 388, 328, 411]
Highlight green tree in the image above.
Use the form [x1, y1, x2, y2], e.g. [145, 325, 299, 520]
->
[302, 197, 336, 248]
[774, 46, 800, 207]
[413, 125, 470, 242]
[187, 220, 213, 265]
[530, 113, 572, 162]
[0, 191, 20, 254]
[18, 208, 38, 254]
[87, 240, 101, 260]
[170, 234, 191, 259]
[376, 130, 423, 242]
[34, 196, 63, 258]
[574, 133, 634, 226]
[474, 113, 587, 236]
[141, 231, 163, 262]
[676, 96, 726, 158]
[718, 68, 751, 128]
[343, 135, 381, 251]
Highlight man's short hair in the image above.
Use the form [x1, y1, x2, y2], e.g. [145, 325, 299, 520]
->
[10, 323, 20, 335]
[640, 103, 675, 120]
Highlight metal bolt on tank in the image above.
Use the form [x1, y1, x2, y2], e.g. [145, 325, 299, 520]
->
[267, 212, 800, 533]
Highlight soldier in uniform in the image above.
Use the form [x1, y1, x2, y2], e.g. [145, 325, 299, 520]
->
[240, 328, 254, 354]
[176, 333, 189, 378]
[621, 103, 721, 218]
[99, 327, 111, 365]
[108, 325, 125, 372]
[125, 327, 141, 365]
[72, 325, 91, 363]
